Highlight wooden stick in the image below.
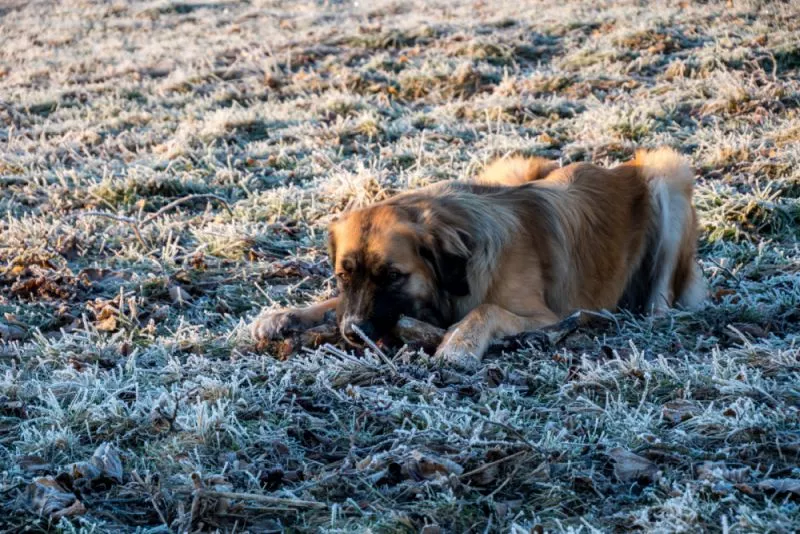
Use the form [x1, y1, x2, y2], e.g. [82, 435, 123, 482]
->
[459, 449, 528, 479]
[142, 194, 233, 224]
[394, 310, 596, 353]
[258, 310, 602, 358]
[195, 489, 327, 510]
[351, 323, 398, 374]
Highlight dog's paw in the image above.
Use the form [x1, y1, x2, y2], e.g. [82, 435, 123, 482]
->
[250, 310, 301, 341]
[434, 330, 483, 372]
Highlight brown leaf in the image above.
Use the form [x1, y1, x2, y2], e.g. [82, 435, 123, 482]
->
[404, 451, 463, 481]
[0, 322, 26, 340]
[22, 477, 77, 516]
[90, 442, 123, 484]
[662, 400, 702, 424]
[696, 461, 751, 483]
[609, 448, 658, 483]
[17, 455, 50, 473]
[66, 442, 123, 490]
[51, 499, 87, 519]
[96, 315, 118, 332]
[69, 461, 102, 481]
[729, 323, 768, 339]
[169, 285, 191, 306]
[757, 478, 800, 495]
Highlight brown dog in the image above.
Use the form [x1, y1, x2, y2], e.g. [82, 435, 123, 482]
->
[251, 148, 706, 369]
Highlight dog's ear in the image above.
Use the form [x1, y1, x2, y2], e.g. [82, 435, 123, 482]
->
[419, 225, 471, 297]
[327, 219, 338, 269]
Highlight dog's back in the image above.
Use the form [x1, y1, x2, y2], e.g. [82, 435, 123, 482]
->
[470, 149, 705, 316]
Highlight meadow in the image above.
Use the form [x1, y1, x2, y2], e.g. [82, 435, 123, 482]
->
[1, 0, 799, 532]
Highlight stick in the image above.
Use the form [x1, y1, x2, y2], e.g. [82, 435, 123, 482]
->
[460, 449, 528, 479]
[351, 323, 398, 374]
[195, 489, 327, 510]
[394, 310, 596, 353]
[78, 212, 147, 249]
[260, 310, 601, 358]
[142, 194, 233, 224]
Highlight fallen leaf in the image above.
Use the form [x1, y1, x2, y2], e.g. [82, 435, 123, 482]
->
[51, 499, 87, 519]
[16, 455, 50, 473]
[66, 442, 123, 491]
[0, 322, 26, 340]
[757, 478, 800, 496]
[91, 442, 123, 484]
[169, 285, 191, 306]
[404, 451, 463, 481]
[96, 315, 118, 332]
[696, 461, 751, 483]
[609, 448, 658, 483]
[22, 477, 78, 516]
[662, 400, 702, 424]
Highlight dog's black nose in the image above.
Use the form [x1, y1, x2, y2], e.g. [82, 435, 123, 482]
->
[340, 317, 375, 346]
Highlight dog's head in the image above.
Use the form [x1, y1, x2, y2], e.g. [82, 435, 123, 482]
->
[328, 201, 471, 346]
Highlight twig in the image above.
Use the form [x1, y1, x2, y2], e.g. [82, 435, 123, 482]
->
[195, 489, 328, 510]
[484, 461, 523, 501]
[78, 211, 147, 249]
[460, 449, 528, 479]
[142, 194, 233, 224]
[131, 470, 171, 531]
[351, 324, 398, 374]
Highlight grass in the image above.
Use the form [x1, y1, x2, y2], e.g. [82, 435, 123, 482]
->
[1, 0, 799, 532]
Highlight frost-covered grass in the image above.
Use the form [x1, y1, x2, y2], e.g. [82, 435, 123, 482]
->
[1, 0, 799, 532]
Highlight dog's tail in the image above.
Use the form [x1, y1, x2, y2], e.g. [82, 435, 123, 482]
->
[621, 148, 706, 313]
[474, 156, 558, 186]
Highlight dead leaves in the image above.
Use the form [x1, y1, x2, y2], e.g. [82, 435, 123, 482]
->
[2, 252, 87, 301]
[662, 400, 703, 425]
[608, 448, 659, 484]
[0, 319, 26, 340]
[757, 478, 800, 496]
[696, 461, 751, 484]
[23, 476, 82, 518]
[358, 449, 464, 489]
[19, 443, 123, 518]
[169, 284, 192, 306]
[68, 442, 124, 490]
[87, 295, 130, 332]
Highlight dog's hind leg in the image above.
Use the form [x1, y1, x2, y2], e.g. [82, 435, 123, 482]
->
[434, 302, 559, 370]
[251, 297, 339, 342]
[634, 148, 705, 313]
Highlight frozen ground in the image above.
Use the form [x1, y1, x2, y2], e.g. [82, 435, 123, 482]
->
[1, 0, 799, 532]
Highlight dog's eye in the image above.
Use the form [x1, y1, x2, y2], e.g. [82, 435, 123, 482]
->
[336, 272, 350, 284]
[387, 270, 406, 283]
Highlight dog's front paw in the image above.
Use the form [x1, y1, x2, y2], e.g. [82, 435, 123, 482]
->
[250, 310, 301, 341]
[434, 329, 483, 372]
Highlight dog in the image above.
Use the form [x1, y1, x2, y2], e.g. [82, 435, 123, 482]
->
[251, 148, 706, 369]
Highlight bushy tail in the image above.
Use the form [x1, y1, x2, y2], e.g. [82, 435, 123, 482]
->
[474, 156, 558, 186]
[624, 148, 706, 313]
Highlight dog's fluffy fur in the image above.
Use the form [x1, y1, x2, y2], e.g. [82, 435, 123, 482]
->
[251, 148, 706, 369]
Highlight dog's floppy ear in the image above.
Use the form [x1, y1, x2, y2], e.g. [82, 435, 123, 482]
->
[419, 223, 472, 297]
[327, 218, 339, 269]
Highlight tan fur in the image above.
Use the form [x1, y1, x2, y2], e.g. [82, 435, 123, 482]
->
[251, 147, 706, 369]
[474, 155, 559, 186]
